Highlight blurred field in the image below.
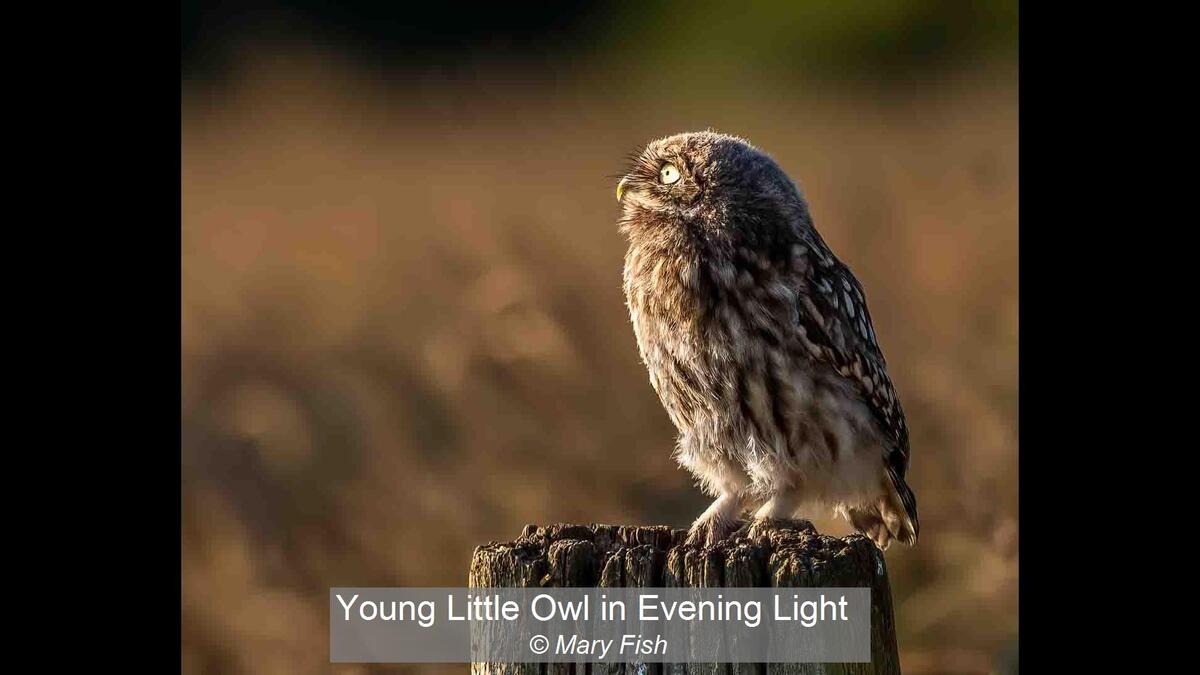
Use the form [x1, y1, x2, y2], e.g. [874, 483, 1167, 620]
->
[182, 49, 1017, 674]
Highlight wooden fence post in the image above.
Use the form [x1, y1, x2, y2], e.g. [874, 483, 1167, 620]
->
[469, 521, 902, 675]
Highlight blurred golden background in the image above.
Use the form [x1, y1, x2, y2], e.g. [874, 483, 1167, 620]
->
[181, 2, 1017, 673]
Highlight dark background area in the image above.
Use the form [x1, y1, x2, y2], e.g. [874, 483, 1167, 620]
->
[182, 0, 1017, 84]
[181, 2, 1018, 673]
[183, 2, 599, 75]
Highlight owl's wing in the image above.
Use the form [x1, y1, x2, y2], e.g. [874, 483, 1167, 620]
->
[794, 247, 917, 530]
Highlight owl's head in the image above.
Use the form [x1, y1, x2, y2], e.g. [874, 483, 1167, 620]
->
[616, 131, 811, 244]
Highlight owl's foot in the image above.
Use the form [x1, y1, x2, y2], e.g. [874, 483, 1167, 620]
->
[735, 491, 815, 541]
[740, 517, 816, 541]
[685, 515, 744, 548]
[685, 493, 745, 548]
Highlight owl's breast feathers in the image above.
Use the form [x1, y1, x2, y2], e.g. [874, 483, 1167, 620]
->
[623, 232, 913, 485]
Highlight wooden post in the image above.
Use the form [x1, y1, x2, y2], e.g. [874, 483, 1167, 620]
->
[469, 521, 902, 675]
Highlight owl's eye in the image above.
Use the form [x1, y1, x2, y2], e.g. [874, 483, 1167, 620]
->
[659, 163, 681, 185]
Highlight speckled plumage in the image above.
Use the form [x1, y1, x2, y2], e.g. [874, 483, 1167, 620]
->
[617, 131, 918, 550]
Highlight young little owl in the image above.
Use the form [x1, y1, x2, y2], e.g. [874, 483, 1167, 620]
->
[617, 131, 918, 550]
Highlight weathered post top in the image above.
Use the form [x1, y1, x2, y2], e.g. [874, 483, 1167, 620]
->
[469, 520, 902, 674]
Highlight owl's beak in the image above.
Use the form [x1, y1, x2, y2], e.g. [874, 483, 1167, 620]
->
[616, 176, 629, 203]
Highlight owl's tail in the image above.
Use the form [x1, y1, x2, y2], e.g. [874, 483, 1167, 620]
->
[848, 467, 919, 550]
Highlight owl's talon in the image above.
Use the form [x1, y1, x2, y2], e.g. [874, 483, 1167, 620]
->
[685, 514, 744, 548]
[744, 517, 815, 540]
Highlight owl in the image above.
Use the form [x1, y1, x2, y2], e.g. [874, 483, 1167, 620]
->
[617, 131, 918, 550]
